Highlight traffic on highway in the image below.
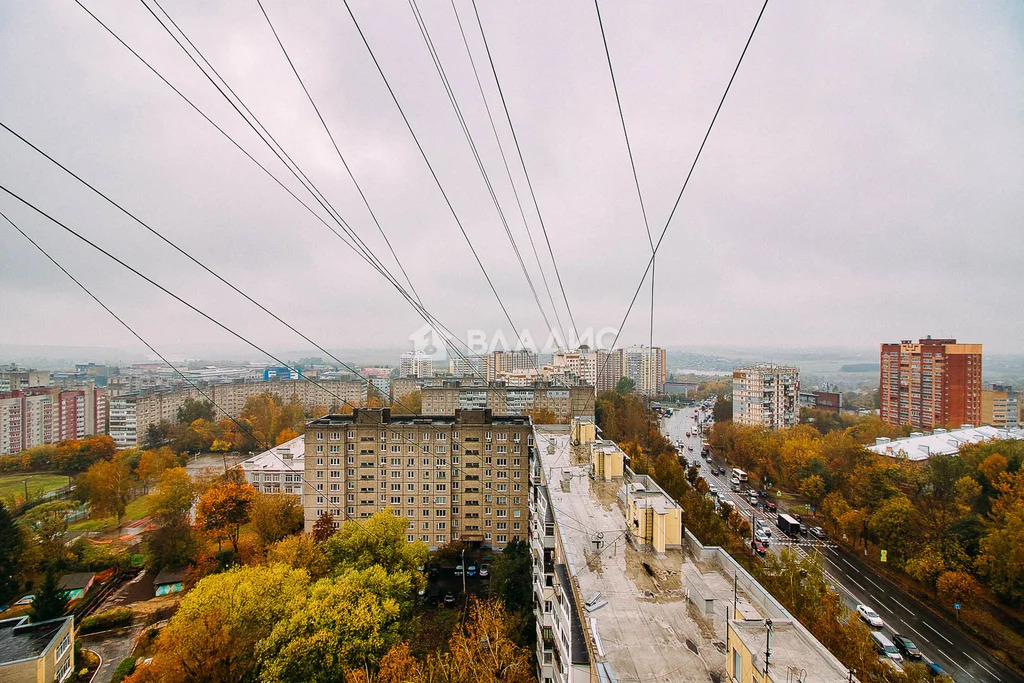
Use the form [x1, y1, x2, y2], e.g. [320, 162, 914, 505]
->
[661, 405, 1021, 683]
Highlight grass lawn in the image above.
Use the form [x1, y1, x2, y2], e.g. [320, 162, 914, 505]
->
[0, 472, 69, 502]
[68, 492, 155, 532]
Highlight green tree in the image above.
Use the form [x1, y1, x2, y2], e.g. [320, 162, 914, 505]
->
[615, 376, 635, 396]
[0, 502, 23, 604]
[148, 468, 197, 525]
[799, 474, 827, 508]
[490, 537, 532, 615]
[267, 535, 329, 580]
[19, 500, 78, 569]
[868, 494, 914, 565]
[321, 511, 427, 577]
[30, 569, 68, 622]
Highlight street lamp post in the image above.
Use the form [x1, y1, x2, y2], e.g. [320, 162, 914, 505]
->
[461, 548, 466, 597]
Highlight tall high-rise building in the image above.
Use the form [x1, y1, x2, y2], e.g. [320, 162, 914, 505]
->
[879, 337, 982, 430]
[623, 345, 667, 396]
[732, 364, 800, 429]
[448, 355, 485, 378]
[981, 383, 1019, 429]
[596, 348, 625, 393]
[302, 408, 532, 551]
[399, 351, 435, 378]
[485, 350, 537, 382]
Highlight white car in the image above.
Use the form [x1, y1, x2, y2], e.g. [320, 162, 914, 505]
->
[856, 604, 884, 628]
[754, 530, 771, 546]
[708, 487, 719, 497]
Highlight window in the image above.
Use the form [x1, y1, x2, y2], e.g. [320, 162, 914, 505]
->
[56, 655, 72, 682]
[330, 431, 341, 441]
[733, 648, 741, 678]
[316, 431, 324, 441]
[496, 534, 507, 543]
[436, 521, 447, 530]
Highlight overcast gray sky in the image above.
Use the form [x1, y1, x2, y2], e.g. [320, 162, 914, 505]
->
[1, 0, 1022, 360]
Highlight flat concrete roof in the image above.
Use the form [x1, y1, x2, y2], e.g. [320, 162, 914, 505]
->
[535, 427, 759, 682]
[868, 425, 1024, 461]
[730, 619, 850, 682]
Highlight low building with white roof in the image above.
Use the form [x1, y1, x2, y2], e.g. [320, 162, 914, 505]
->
[239, 435, 305, 495]
[868, 425, 1024, 461]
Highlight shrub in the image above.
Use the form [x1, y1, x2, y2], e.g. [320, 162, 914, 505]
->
[110, 656, 137, 683]
[79, 607, 133, 634]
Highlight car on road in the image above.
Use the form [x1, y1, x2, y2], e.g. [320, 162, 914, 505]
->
[427, 562, 439, 577]
[752, 540, 767, 557]
[754, 530, 771, 546]
[748, 493, 758, 505]
[810, 526, 826, 539]
[443, 592, 456, 606]
[708, 487, 718, 497]
[765, 501, 777, 513]
[454, 565, 464, 576]
[856, 604, 884, 628]
[687, 445, 694, 451]
[891, 633, 921, 660]
[467, 565, 477, 577]
[479, 563, 490, 578]
[870, 631, 903, 663]
[926, 662, 951, 679]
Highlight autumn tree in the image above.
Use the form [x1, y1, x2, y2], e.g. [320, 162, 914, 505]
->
[524, 407, 559, 425]
[423, 599, 534, 683]
[391, 391, 421, 415]
[128, 565, 308, 683]
[257, 567, 411, 681]
[196, 481, 257, 555]
[18, 500, 77, 569]
[250, 493, 304, 550]
[137, 448, 177, 493]
[80, 457, 135, 528]
[53, 434, 116, 473]
[799, 474, 827, 508]
[936, 571, 981, 611]
[146, 468, 199, 570]
[267, 535, 329, 579]
[312, 512, 338, 543]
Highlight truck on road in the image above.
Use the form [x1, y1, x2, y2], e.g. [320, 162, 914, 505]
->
[777, 513, 801, 536]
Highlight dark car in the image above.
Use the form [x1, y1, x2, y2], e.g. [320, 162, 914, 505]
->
[427, 562, 439, 578]
[927, 662, 950, 679]
[892, 634, 922, 660]
[765, 501, 777, 513]
[443, 592, 456, 606]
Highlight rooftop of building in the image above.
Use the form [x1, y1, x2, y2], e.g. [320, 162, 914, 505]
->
[306, 408, 532, 428]
[534, 426, 760, 682]
[58, 572, 94, 591]
[0, 616, 71, 665]
[239, 435, 305, 472]
[730, 619, 851, 683]
[869, 425, 1024, 461]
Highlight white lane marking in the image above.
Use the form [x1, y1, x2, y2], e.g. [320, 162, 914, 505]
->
[924, 621, 955, 645]
[892, 598, 914, 615]
[902, 623, 928, 643]
[863, 575, 884, 591]
[963, 652, 999, 678]
[932, 648, 976, 680]
[841, 558, 858, 571]
[845, 575, 867, 592]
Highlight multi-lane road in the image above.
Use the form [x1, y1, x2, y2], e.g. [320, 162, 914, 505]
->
[662, 407, 1022, 683]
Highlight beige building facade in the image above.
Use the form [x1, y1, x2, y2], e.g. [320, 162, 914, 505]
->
[302, 408, 532, 551]
[732, 364, 800, 429]
[0, 616, 74, 683]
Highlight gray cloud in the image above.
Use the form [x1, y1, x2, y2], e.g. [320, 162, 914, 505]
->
[1, 0, 1021, 359]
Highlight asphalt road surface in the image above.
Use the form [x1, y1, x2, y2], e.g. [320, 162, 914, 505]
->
[661, 408, 1022, 683]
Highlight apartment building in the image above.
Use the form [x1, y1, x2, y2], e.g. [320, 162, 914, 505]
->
[399, 351, 435, 379]
[485, 350, 538, 382]
[0, 615, 75, 683]
[448, 355, 485, 377]
[530, 422, 851, 683]
[0, 368, 51, 393]
[732, 364, 800, 429]
[302, 408, 532, 551]
[420, 381, 594, 422]
[552, 347, 598, 386]
[879, 337, 982, 430]
[107, 378, 367, 447]
[239, 435, 305, 496]
[981, 384, 1020, 428]
[623, 345, 666, 396]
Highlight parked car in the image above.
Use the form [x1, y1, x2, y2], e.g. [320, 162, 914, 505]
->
[748, 493, 758, 505]
[454, 565, 464, 576]
[810, 527, 827, 539]
[752, 540, 767, 557]
[427, 562, 439, 577]
[927, 662, 952, 679]
[479, 563, 490, 578]
[857, 604, 885, 628]
[870, 631, 903, 663]
[892, 633, 921, 660]
[443, 592, 456, 606]
[467, 565, 477, 577]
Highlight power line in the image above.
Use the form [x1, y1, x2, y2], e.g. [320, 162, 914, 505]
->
[341, 0, 523, 340]
[0, 119, 422, 417]
[74, 0, 483, 377]
[254, 0, 423, 308]
[2, 209, 357, 520]
[407, 0, 558, 347]
[447, 0, 569, 348]
[583, 0, 770, 417]
[593, 0, 657, 416]
[469, 0, 581, 346]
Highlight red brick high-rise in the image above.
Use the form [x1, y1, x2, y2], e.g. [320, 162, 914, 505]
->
[879, 337, 982, 430]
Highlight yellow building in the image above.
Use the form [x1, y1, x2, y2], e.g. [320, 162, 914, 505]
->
[981, 385, 1020, 428]
[0, 616, 75, 683]
[728, 618, 852, 683]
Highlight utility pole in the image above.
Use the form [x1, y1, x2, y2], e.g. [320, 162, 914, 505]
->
[461, 547, 466, 597]
[23, 479, 29, 503]
[764, 619, 773, 678]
